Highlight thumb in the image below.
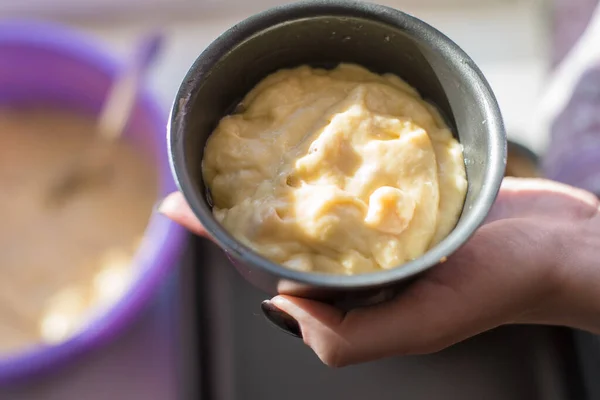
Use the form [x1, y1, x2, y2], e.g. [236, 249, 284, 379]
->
[157, 192, 210, 238]
[486, 177, 598, 222]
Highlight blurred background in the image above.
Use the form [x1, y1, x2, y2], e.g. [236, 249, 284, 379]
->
[1, 0, 555, 152]
[1, 0, 594, 151]
[1, 0, 599, 399]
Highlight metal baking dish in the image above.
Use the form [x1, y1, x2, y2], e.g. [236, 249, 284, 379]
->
[192, 238, 589, 400]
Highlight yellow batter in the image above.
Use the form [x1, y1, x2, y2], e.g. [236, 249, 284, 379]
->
[0, 108, 156, 353]
[203, 64, 467, 275]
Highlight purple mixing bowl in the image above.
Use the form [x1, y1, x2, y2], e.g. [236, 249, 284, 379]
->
[0, 20, 186, 382]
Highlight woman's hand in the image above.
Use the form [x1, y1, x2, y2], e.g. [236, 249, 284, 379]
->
[159, 178, 600, 367]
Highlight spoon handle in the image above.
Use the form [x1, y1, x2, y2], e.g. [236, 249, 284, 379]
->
[97, 31, 164, 142]
[44, 31, 164, 208]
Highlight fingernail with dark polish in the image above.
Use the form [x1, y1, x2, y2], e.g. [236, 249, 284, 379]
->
[261, 300, 302, 338]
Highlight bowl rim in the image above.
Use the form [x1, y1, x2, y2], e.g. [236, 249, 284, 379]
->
[0, 19, 186, 383]
[169, 0, 506, 290]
